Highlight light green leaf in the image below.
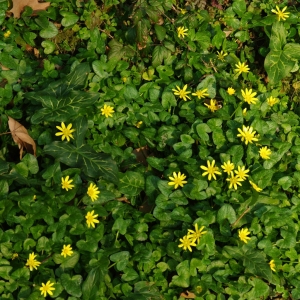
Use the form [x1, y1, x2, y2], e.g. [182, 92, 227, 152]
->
[0, 266, 12, 280]
[283, 43, 300, 60]
[122, 268, 139, 281]
[217, 204, 236, 224]
[41, 40, 56, 54]
[110, 251, 130, 271]
[269, 22, 286, 51]
[82, 268, 100, 300]
[61, 11, 79, 27]
[171, 260, 190, 288]
[40, 22, 58, 38]
[154, 24, 166, 41]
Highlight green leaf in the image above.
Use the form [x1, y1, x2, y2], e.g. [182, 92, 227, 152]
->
[60, 274, 82, 297]
[152, 46, 168, 68]
[40, 22, 58, 38]
[21, 154, 39, 174]
[217, 204, 236, 224]
[41, 40, 56, 54]
[118, 171, 145, 196]
[61, 11, 79, 27]
[284, 43, 300, 60]
[196, 123, 211, 142]
[278, 176, 293, 190]
[161, 91, 176, 109]
[248, 278, 269, 298]
[76, 239, 98, 252]
[122, 268, 139, 281]
[232, 0, 246, 17]
[0, 266, 12, 280]
[82, 268, 100, 300]
[171, 260, 190, 288]
[53, 252, 80, 269]
[242, 246, 272, 282]
[196, 75, 216, 98]
[75, 116, 88, 147]
[124, 85, 139, 100]
[269, 22, 286, 51]
[264, 50, 295, 85]
[44, 142, 119, 184]
[154, 24, 166, 41]
[110, 251, 130, 271]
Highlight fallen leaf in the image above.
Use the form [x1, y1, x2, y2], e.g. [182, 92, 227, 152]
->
[0, 65, 9, 71]
[133, 145, 149, 166]
[9, 0, 50, 19]
[8, 116, 36, 160]
[180, 291, 196, 299]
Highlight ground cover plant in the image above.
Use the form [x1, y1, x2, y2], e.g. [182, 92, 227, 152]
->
[1, 0, 300, 299]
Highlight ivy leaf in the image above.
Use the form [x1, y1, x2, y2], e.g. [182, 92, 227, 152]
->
[60, 273, 82, 297]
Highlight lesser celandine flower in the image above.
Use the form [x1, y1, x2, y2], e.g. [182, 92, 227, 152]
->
[267, 96, 279, 107]
[234, 165, 249, 180]
[249, 180, 262, 192]
[40, 281, 55, 297]
[178, 235, 197, 252]
[87, 183, 100, 202]
[86, 210, 99, 228]
[216, 50, 228, 61]
[56, 122, 75, 141]
[61, 176, 74, 191]
[271, 6, 289, 21]
[168, 172, 187, 189]
[243, 108, 247, 116]
[101, 104, 114, 118]
[4, 30, 11, 38]
[221, 160, 235, 176]
[200, 160, 221, 180]
[188, 224, 207, 244]
[259, 146, 272, 159]
[241, 88, 258, 105]
[234, 61, 250, 75]
[227, 87, 235, 95]
[204, 99, 219, 112]
[192, 88, 209, 99]
[226, 174, 243, 190]
[269, 260, 276, 272]
[61, 244, 73, 258]
[172, 84, 191, 101]
[238, 228, 251, 243]
[135, 121, 143, 128]
[237, 125, 259, 145]
[12, 253, 18, 260]
[177, 26, 188, 38]
[25, 252, 41, 271]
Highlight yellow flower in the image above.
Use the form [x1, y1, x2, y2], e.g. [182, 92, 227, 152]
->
[204, 99, 219, 112]
[259, 146, 272, 160]
[61, 244, 73, 258]
[178, 235, 197, 252]
[179, 8, 187, 14]
[269, 260, 276, 272]
[242, 108, 247, 116]
[25, 252, 41, 271]
[135, 121, 143, 128]
[234, 165, 249, 180]
[227, 87, 235, 95]
[271, 6, 289, 21]
[55, 122, 75, 142]
[238, 228, 251, 243]
[177, 26, 188, 38]
[216, 50, 228, 61]
[249, 180, 262, 192]
[86, 210, 100, 228]
[234, 61, 250, 75]
[221, 160, 235, 176]
[4, 30, 11, 38]
[267, 96, 279, 107]
[200, 160, 221, 181]
[101, 104, 115, 118]
[122, 77, 127, 82]
[237, 125, 259, 145]
[40, 281, 55, 297]
[241, 88, 258, 105]
[226, 174, 243, 190]
[188, 224, 207, 244]
[61, 176, 74, 191]
[192, 88, 209, 99]
[172, 84, 191, 101]
[87, 183, 100, 202]
[168, 171, 187, 189]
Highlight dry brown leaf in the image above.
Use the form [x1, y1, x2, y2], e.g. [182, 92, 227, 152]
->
[0, 64, 9, 71]
[133, 145, 149, 166]
[180, 291, 196, 299]
[9, 0, 50, 19]
[8, 116, 36, 160]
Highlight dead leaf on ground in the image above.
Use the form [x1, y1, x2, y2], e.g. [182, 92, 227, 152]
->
[8, 116, 36, 160]
[9, 0, 50, 19]
[0, 65, 9, 71]
[133, 145, 150, 166]
[180, 291, 196, 299]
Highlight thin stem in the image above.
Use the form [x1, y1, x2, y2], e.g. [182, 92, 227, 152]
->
[0, 131, 11, 136]
[231, 207, 250, 228]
